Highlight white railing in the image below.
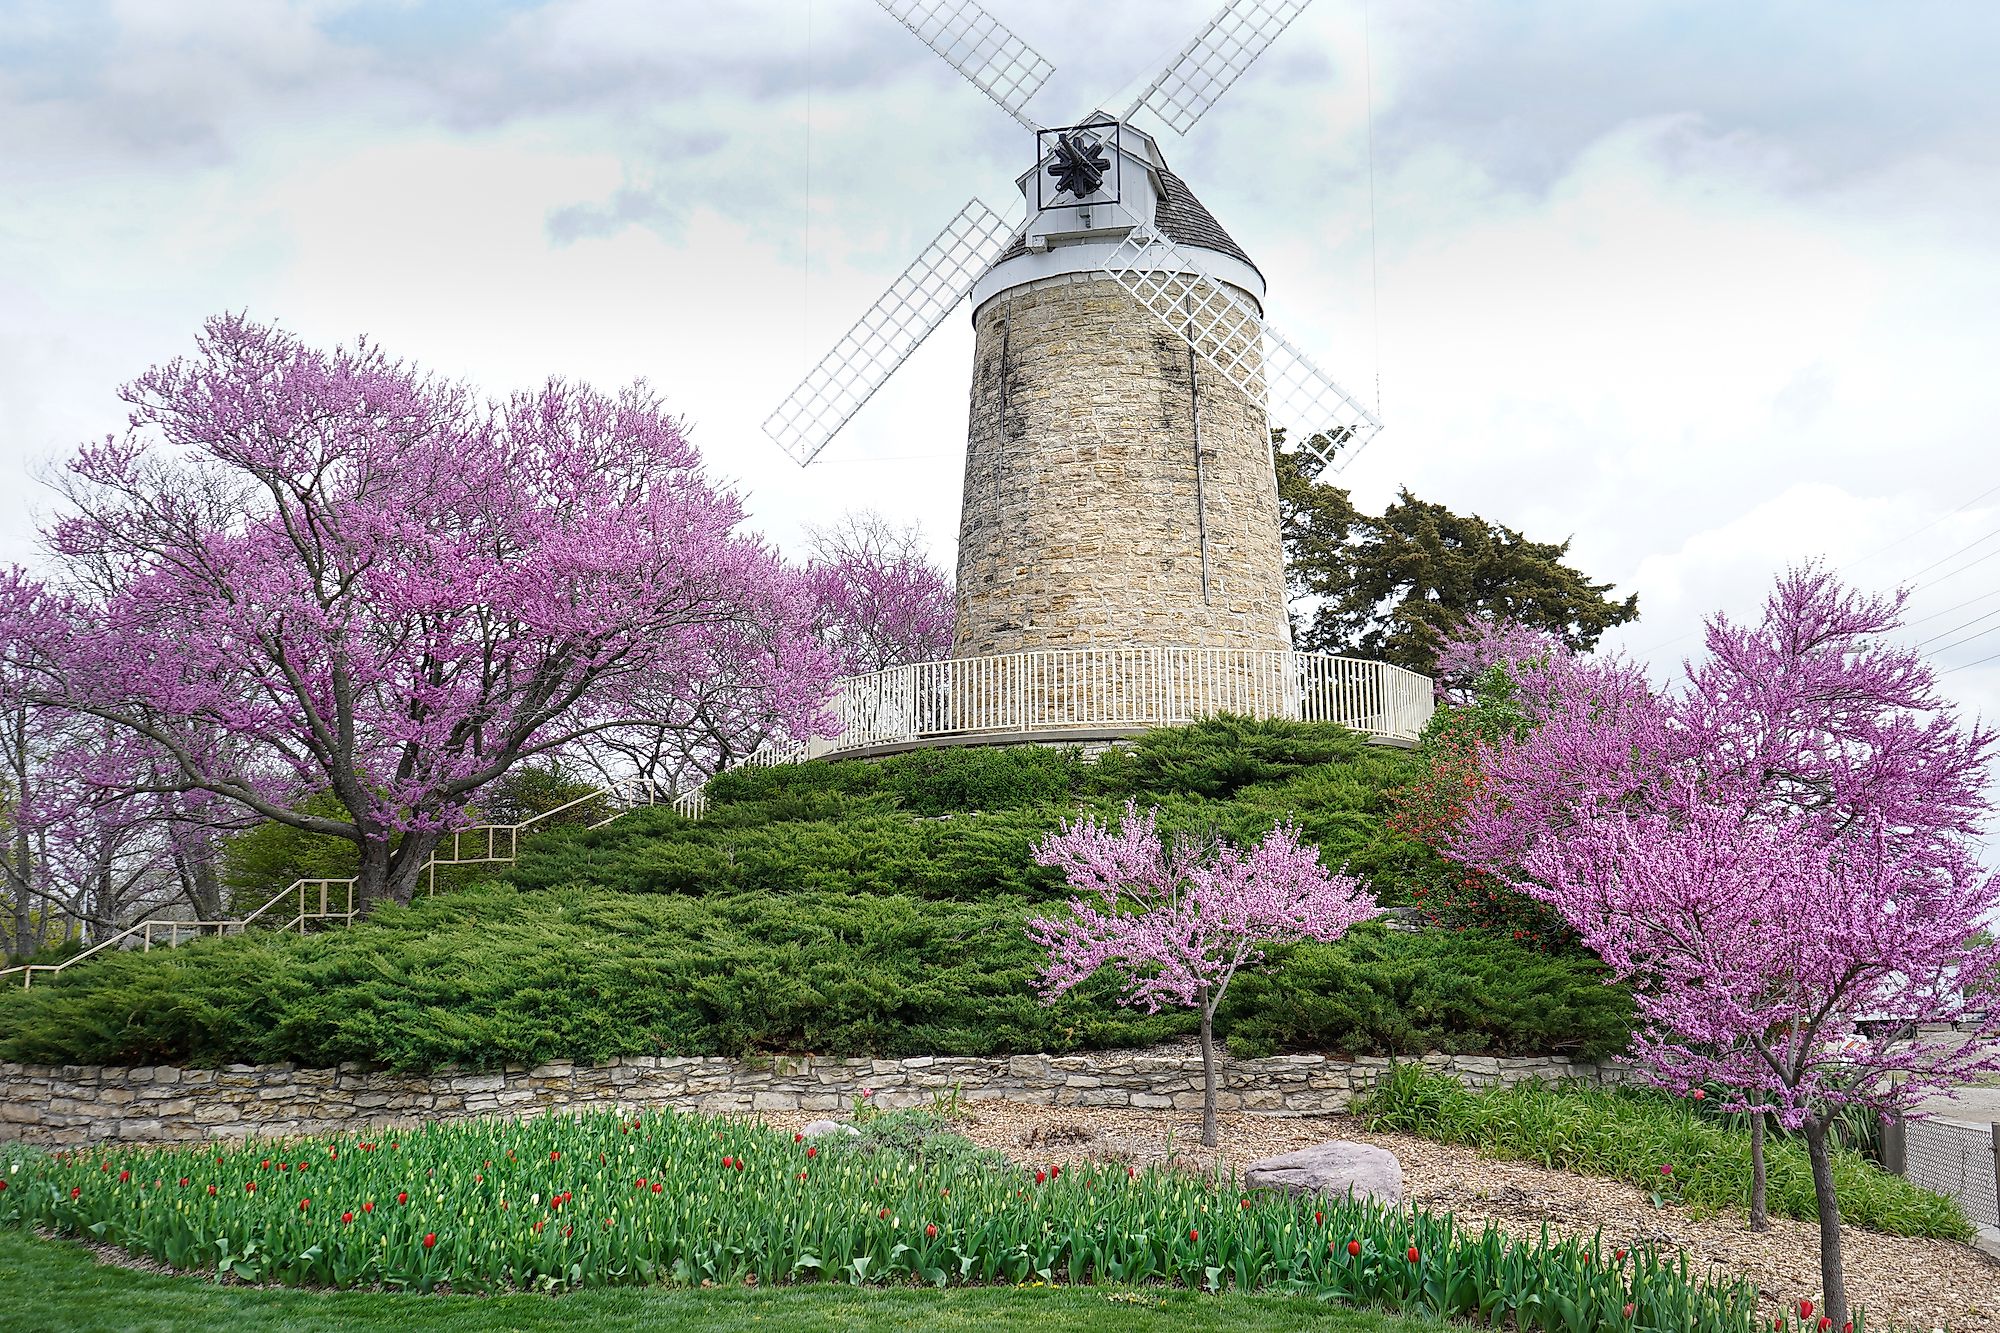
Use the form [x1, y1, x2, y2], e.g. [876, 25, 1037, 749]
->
[825, 648, 1433, 751]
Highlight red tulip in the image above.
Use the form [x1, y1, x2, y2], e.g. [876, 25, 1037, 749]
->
[1624, 1305, 1635, 1320]
[1692, 1089, 1705, 1101]
[1407, 1246, 1420, 1263]
[1347, 1240, 1361, 1257]
[1800, 1302, 1814, 1320]
[69, 1186, 81, 1199]
[1239, 1198, 1251, 1209]
[1614, 1248, 1627, 1260]
[207, 1185, 218, 1196]
[794, 1133, 804, 1143]
[1188, 1229, 1199, 1242]
[651, 1182, 663, 1194]
[397, 1192, 408, 1205]
[1819, 1320, 1831, 1332]
[245, 1182, 256, 1193]
[1035, 1170, 1047, 1184]
[299, 1198, 310, 1211]
[341, 1211, 354, 1224]
[1314, 1211, 1323, 1225]
[260, 1159, 271, 1170]
[734, 1159, 745, 1172]
[550, 1151, 560, 1162]
[363, 1201, 374, 1212]
[722, 1156, 734, 1169]
[423, 1232, 437, 1249]
[178, 1177, 189, 1187]
[806, 1147, 818, 1159]
[879, 1208, 891, 1219]
[926, 1224, 938, 1238]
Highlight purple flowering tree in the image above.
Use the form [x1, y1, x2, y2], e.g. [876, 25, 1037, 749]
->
[1027, 802, 1382, 1147]
[805, 511, 955, 675]
[1444, 568, 2000, 1328]
[0, 315, 835, 912]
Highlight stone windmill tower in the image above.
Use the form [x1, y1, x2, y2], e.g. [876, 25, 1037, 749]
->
[765, 0, 1383, 671]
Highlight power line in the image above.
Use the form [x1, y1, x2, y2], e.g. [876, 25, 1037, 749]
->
[1842, 479, 2000, 571]
[1928, 621, 2000, 659]
[1916, 601, 2000, 650]
[1941, 644, 2000, 676]
[1897, 522, 2000, 584]
[1903, 585, 2000, 629]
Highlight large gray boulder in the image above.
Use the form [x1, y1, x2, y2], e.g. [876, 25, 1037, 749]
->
[800, 1119, 859, 1139]
[1244, 1141, 1403, 1207]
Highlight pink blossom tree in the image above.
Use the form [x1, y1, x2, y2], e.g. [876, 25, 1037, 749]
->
[805, 510, 955, 675]
[1442, 568, 2000, 1328]
[1027, 802, 1382, 1147]
[0, 315, 835, 912]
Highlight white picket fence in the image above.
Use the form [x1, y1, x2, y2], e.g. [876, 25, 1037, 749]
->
[673, 649, 1434, 817]
[825, 648, 1434, 751]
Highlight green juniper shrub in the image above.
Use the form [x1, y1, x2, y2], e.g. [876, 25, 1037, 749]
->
[1358, 1064, 1972, 1241]
[1220, 924, 1634, 1060]
[0, 720, 1634, 1075]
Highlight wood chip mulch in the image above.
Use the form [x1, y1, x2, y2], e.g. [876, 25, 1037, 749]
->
[765, 1100, 2000, 1332]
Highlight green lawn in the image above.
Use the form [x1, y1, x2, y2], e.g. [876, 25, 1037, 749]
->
[0, 1229, 1451, 1333]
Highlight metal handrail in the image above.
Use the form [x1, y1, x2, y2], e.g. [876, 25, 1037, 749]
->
[1, 781, 673, 990]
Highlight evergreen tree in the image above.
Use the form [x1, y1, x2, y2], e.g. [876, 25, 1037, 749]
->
[1275, 440, 1637, 674]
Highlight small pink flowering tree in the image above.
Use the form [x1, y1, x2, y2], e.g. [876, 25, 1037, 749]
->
[1027, 802, 1382, 1147]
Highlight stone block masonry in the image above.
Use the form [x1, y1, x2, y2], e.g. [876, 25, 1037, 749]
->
[954, 275, 1292, 657]
[0, 1047, 1628, 1146]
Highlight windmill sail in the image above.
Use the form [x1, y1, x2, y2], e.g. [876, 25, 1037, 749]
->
[1125, 0, 1313, 136]
[764, 199, 1019, 467]
[873, 0, 1055, 130]
[1095, 214, 1381, 475]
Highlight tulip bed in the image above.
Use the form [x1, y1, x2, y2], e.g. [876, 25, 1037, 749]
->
[0, 1109, 1768, 1331]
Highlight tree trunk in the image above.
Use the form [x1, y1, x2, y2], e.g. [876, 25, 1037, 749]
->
[1802, 1116, 1848, 1330]
[1749, 1095, 1769, 1231]
[1198, 988, 1219, 1149]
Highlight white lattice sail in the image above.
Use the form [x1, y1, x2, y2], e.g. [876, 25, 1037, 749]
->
[1095, 217, 1381, 474]
[873, 0, 1055, 130]
[763, 199, 1020, 467]
[1126, 0, 1313, 136]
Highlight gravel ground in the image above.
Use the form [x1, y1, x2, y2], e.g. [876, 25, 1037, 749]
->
[766, 1101, 2000, 1332]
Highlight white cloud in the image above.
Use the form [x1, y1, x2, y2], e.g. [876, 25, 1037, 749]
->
[0, 0, 1995, 738]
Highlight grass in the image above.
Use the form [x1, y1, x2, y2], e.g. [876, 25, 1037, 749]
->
[1359, 1065, 1973, 1241]
[0, 1228, 1455, 1333]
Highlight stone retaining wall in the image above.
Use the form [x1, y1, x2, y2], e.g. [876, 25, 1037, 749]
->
[0, 1047, 1624, 1146]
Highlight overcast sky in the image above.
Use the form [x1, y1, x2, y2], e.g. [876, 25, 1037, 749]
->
[3, 0, 1998, 733]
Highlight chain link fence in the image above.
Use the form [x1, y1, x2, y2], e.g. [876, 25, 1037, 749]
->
[1894, 1116, 1999, 1229]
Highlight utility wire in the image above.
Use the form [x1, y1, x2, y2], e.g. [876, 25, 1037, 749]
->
[1896, 522, 2000, 584]
[1843, 479, 2000, 571]
[1915, 601, 2000, 649]
[1363, 0, 1382, 418]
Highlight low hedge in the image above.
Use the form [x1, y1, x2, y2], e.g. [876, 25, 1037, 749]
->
[1359, 1065, 1972, 1241]
[0, 890, 1632, 1072]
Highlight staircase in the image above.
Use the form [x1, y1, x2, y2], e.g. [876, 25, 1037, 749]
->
[0, 783, 670, 991]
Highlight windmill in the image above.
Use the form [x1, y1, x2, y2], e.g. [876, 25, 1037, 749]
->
[766, 0, 1382, 660]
